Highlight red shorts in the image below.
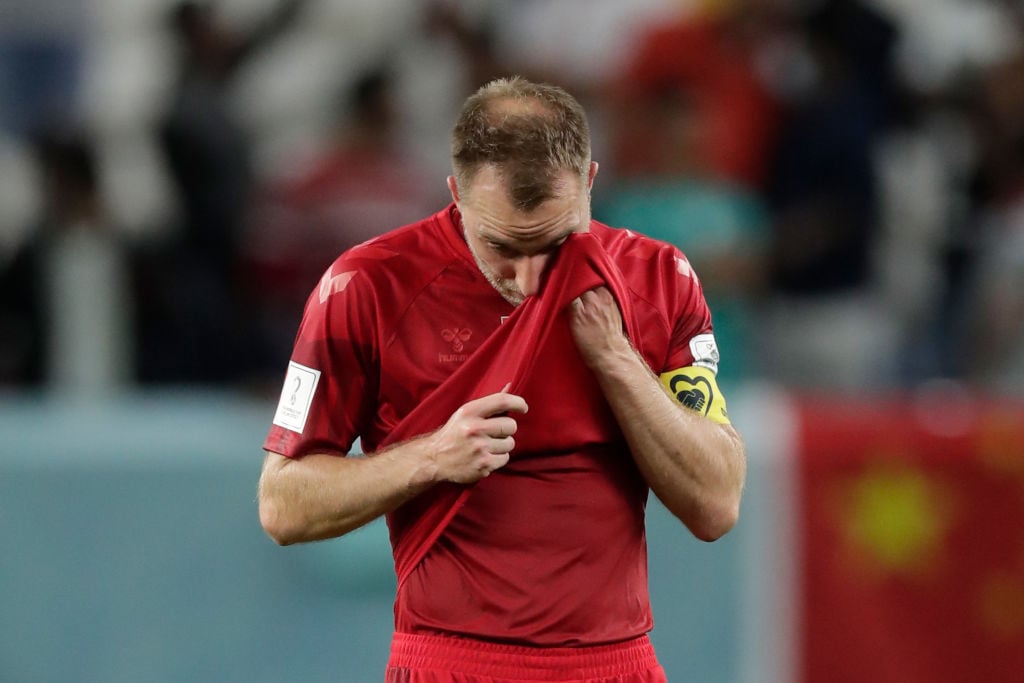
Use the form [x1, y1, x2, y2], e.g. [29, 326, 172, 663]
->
[385, 632, 667, 683]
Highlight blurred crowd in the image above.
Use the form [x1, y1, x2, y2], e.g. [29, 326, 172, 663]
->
[1, 0, 1023, 399]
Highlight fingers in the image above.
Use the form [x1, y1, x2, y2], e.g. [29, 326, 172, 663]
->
[486, 436, 516, 456]
[434, 390, 525, 483]
[488, 415, 519, 438]
[478, 450, 511, 478]
[570, 287, 614, 322]
[462, 388, 529, 418]
[568, 286, 628, 366]
[572, 286, 613, 311]
[569, 286, 621, 327]
[431, 369, 533, 485]
[456, 411, 518, 444]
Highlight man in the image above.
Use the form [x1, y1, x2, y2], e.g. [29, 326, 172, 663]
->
[259, 77, 746, 682]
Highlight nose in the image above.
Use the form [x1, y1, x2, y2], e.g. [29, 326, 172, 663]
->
[513, 254, 549, 297]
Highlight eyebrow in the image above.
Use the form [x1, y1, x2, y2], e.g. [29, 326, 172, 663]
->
[485, 228, 575, 256]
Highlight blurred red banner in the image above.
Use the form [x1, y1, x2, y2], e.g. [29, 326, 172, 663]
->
[797, 395, 1024, 683]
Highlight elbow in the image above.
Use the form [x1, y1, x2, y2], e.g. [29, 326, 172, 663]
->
[693, 438, 746, 542]
[258, 455, 311, 546]
[259, 494, 302, 546]
[689, 497, 741, 543]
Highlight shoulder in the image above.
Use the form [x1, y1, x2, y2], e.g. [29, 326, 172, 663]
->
[591, 220, 710, 340]
[592, 219, 680, 256]
[591, 220, 698, 291]
[320, 209, 456, 300]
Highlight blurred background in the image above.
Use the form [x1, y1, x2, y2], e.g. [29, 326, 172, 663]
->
[1, 0, 1022, 681]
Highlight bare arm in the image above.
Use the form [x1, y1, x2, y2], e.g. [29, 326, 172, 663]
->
[258, 390, 528, 545]
[569, 287, 746, 541]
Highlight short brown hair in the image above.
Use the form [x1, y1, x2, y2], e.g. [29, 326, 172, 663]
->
[451, 76, 591, 211]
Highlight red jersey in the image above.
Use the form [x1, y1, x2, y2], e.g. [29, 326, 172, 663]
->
[264, 204, 716, 646]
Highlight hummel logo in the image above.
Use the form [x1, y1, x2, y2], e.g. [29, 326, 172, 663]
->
[441, 327, 472, 352]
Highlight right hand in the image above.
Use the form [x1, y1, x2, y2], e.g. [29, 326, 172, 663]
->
[426, 388, 528, 484]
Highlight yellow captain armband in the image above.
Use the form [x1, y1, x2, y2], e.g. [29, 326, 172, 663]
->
[659, 366, 731, 425]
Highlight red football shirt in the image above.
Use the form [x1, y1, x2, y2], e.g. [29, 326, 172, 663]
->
[264, 204, 716, 646]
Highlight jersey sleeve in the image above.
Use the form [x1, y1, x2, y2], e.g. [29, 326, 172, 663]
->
[263, 255, 379, 458]
[657, 246, 731, 425]
[657, 247, 715, 369]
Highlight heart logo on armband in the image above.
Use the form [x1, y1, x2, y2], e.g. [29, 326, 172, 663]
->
[669, 373, 715, 417]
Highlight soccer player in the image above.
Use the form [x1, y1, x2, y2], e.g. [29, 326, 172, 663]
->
[258, 76, 746, 682]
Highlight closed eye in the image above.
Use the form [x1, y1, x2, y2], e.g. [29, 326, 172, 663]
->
[486, 241, 519, 257]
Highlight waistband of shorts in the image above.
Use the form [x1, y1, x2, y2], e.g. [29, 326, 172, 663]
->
[387, 632, 660, 680]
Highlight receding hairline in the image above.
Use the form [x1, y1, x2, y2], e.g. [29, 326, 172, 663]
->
[459, 163, 587, 205]
[450, 76, 592, 210]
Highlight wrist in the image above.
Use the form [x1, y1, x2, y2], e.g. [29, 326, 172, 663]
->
[406, 434, 442, 491]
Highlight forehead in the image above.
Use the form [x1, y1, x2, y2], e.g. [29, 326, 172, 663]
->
[462, 166, 586, 242]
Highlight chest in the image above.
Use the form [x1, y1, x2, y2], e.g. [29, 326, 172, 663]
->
[375, 268, 512, 425]
[367, 265, 675, 445]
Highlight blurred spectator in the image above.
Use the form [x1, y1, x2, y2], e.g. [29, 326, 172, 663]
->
[597, 0, 783, 384]
[0, 1, 86, 136]
[766, 0, 900, 293]
[159, 0, 305, 265]
[960, 48, 1024, 395]
[3, 0, 1022, 398]
[489, 0, 675, 91]
[137, 0, 307, 384]
[242, 66, 440, 370]
[861, 0, 1024, 388]
[391, 0, 505, 182]
[0, 1, 87, 282]
[485, 0, 678, 167]
[606, 0, 783, 190]
[757, 0, 904, 392]
[421, 0, 503, 90]
[0, 130, 133, 394]
[852, 0, 1024, 387]
[596, 86, 772, 387]
[965, 194, 1024, 396]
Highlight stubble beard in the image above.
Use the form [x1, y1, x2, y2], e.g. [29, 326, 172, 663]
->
[464, 229, 526, 306]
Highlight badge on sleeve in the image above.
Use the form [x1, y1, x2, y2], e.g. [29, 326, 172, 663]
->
[659, 365, 730, 425]
[688, 333, 720, 373]
[273, 361, 322, 433]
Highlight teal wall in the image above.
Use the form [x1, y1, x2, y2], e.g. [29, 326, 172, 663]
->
[0, 392, 761, 682]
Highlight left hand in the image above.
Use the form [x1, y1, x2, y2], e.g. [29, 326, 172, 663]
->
[568, 286, 630, 367]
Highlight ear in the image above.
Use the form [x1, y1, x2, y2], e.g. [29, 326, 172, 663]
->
[447, 175, 460, 205]
[587, 161, 599, 191]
